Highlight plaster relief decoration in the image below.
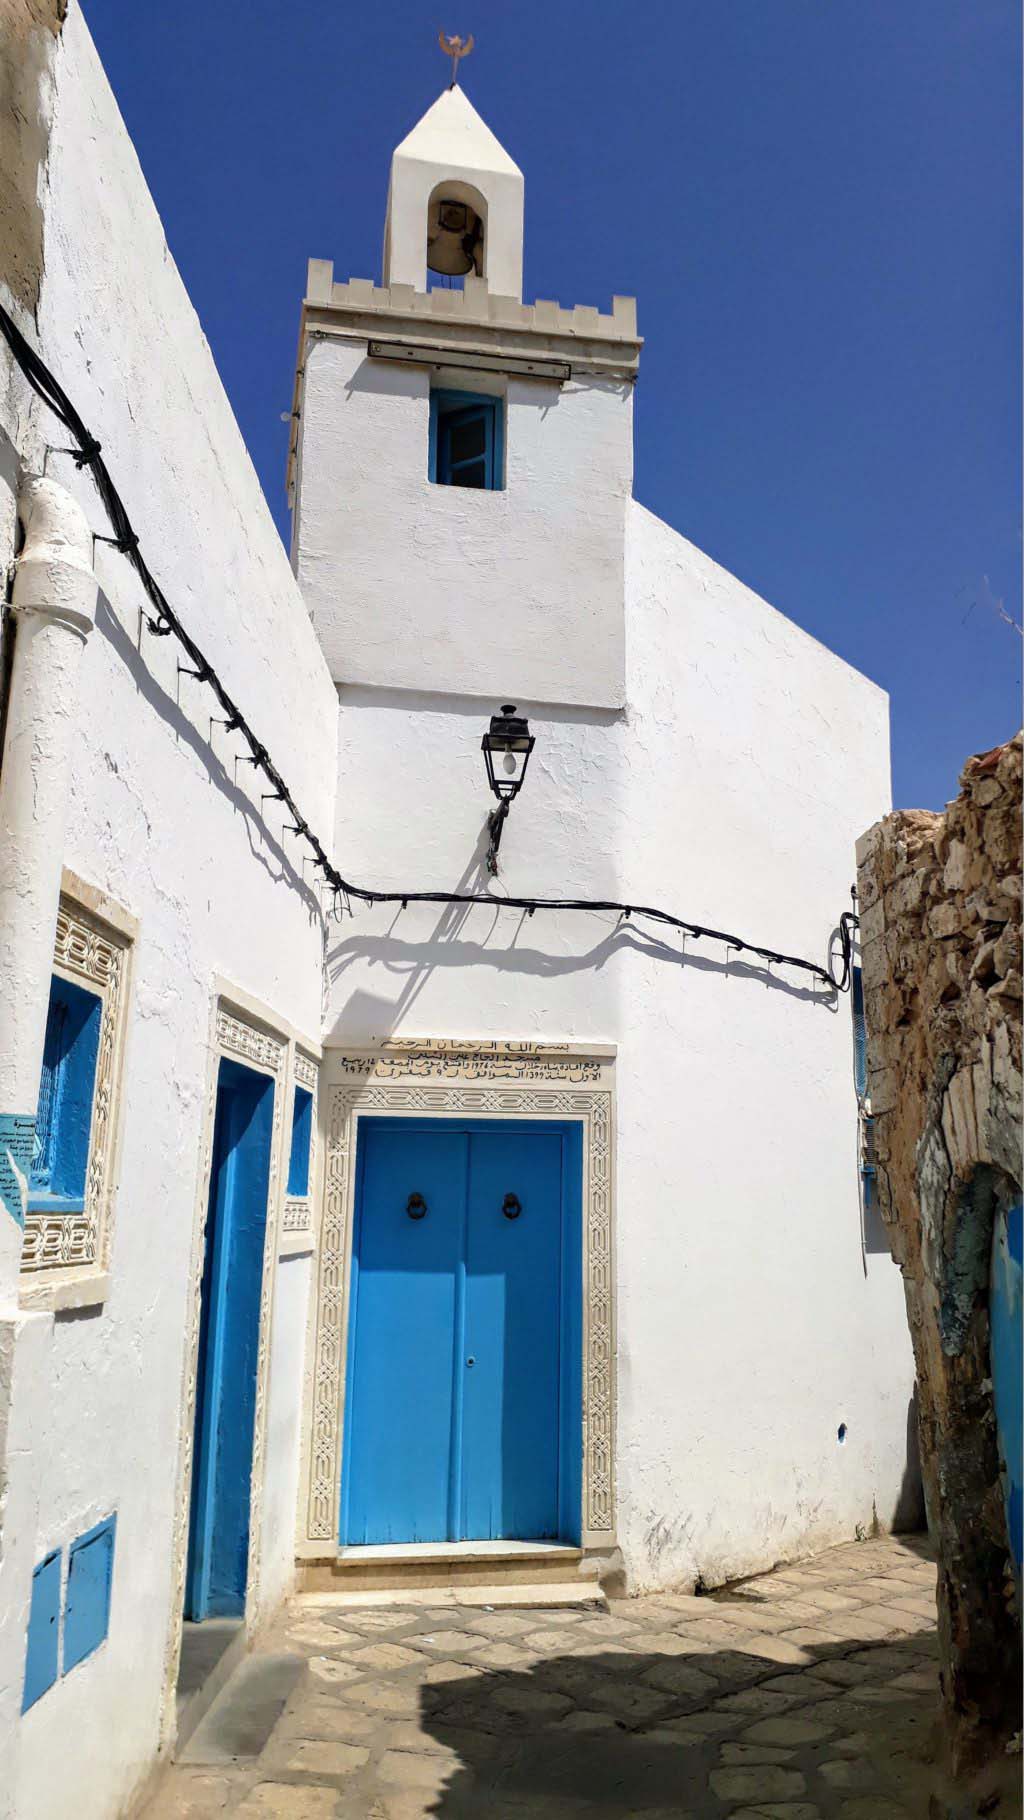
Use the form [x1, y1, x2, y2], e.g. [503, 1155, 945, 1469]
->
[302, 1040, 615, 1551]
[163, 999, 287, 1726]
[21, 893, 132, 1274]
[283, 1048, 318, 1235]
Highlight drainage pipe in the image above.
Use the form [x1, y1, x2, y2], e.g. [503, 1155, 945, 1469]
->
[0, 474, 96, 1302]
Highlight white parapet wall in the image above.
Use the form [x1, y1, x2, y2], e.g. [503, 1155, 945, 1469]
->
[321, 496, 917, 1593]
[0, 6, 339, 1816]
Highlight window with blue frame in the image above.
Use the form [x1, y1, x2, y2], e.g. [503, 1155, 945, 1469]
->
[29, 974, 103, 1214]
[287, 1085, 314, 1198]
[429, 390, 504, 490]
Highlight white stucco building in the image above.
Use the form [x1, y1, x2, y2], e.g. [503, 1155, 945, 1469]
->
[0, 11, 918, 1816]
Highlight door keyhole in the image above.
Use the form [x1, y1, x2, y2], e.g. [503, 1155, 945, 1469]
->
[502, 1193, 521, 1220]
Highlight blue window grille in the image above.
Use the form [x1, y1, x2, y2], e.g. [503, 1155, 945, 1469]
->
[23, 1550, 61, 1712]
[429, 390, 504, 490]
[287, 1085, 314, 1197]
[29, 974, 103, 1214]
[63, 1515, 116, 1673]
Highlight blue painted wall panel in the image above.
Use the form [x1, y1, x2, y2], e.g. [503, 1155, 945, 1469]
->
[64, 1516, 116, 1673]
[185, 1058, 273, 1619]
[23, 1550, 61, 1712]
[991, 1198, 1022, 1570]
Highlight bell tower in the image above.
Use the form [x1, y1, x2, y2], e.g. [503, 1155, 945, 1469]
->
[287, 80, 641, 711]
[383, 86, 525, 301]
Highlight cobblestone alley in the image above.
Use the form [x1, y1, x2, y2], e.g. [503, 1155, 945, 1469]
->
[148, 1534, 965, 1818]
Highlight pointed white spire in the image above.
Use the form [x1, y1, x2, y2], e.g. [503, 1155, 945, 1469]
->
[383, 88, 525, 299]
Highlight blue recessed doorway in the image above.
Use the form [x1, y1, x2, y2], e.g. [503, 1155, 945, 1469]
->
[341, 1117, 583, 1546]
[185, 1057, 275, 1620]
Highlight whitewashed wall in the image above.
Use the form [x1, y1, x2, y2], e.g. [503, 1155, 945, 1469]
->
[325, 496, 917, 1591]
[293, 339, 632, 708]
[0, 7, 338, 1817]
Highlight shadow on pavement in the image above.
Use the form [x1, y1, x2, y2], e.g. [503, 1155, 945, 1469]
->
[416, 1621, 948, 1818]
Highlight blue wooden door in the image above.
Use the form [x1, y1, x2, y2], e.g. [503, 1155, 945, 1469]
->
[342, 1118, 581, 1545]
[342, 1125, 464, 1544]
[185, 1057, 274, 1619]
[462, 1128, 564, 1539]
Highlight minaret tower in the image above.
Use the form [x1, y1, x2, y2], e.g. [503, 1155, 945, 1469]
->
[383, 84, 525, 301]
[287, 68, 641, 710]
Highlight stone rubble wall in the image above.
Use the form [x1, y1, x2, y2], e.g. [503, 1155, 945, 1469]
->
[855, 733, 1022, 1771]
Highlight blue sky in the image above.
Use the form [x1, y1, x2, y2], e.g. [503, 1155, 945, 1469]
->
[82, 0, 1020, 809]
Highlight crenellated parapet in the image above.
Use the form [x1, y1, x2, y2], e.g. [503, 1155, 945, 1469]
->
[305, 259, 639, 345]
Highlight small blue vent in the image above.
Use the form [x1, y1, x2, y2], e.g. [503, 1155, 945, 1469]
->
[64, 1516, 116, 1673]
[23, 1550, 61, 1712]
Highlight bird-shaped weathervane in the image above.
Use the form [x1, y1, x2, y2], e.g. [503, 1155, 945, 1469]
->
[439, 30, 474, 88]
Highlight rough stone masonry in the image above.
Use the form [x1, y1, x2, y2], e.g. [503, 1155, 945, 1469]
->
[856, 733, 1022, 1774]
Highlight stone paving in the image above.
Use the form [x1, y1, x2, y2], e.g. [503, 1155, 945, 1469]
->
[150, 1534, 958, 1818]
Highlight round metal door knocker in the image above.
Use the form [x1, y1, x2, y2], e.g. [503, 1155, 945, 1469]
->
[407, 1192, 427, 1220]
[502, 1193, 522, 1220]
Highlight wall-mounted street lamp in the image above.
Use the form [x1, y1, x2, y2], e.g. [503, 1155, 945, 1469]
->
[481, 704, 535, 876]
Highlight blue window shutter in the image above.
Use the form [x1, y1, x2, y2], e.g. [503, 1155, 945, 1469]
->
[428, 392, 439, 483]
[29, 974, 102, 1213]
[64, 1515, 116, 1673]
[429, 391, 504, 491]
[287, 1085, 313, 1197]
[491, 401, 504, 489]
[23, 1551, 61, 1712]
[34, 997, 69, 1192]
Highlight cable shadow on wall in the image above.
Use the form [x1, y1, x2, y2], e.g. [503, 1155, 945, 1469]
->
[95, 592, 322, 917]
[325, 820, 840, 1043]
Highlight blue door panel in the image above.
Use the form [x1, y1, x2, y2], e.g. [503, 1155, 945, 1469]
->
[64, 1515, 116, 1672]
[23, 1550, 61, 1712]
[343, 1118, 582, 1546]
[343, 1125, 465, 1543]
[463, 1129, 563, 1540]
[185, 1058, 273, 1619]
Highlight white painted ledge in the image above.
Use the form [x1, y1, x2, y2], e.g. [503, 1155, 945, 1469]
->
[337, 1540, 582, 1563]
[19, 1269, 109, 1313]
[278, 1233, 314, 1260]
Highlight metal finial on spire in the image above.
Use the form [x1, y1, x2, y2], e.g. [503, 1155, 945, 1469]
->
[438, 30, 474, 88]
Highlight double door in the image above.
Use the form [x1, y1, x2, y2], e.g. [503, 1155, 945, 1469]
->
[341, 1118, 581, 1545]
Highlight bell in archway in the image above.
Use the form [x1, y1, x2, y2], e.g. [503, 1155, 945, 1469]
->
[426, 195, 483, 277]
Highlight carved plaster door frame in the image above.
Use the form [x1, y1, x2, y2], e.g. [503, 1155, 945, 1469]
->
[299, 1040, 616, 1559]
[162, 984, 317, 1740]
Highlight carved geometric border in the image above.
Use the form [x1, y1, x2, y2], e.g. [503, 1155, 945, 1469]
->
[21, 893, 132, 1274]
[302, 1042, 615, 1550]
[163, 1001, 287, 1734]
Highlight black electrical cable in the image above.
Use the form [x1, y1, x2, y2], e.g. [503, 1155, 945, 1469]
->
[0, 302, 857, 994]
